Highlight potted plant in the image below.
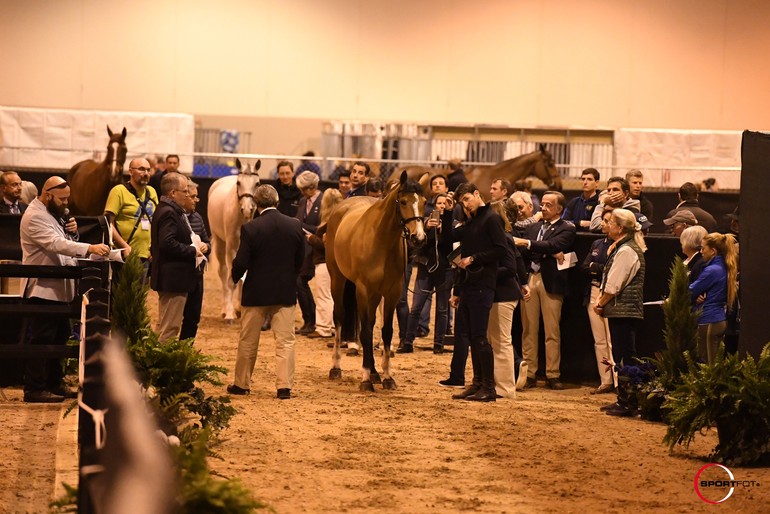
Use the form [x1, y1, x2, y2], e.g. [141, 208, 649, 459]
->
[663, 343, 770, 466]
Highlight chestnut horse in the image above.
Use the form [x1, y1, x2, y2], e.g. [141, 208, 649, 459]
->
[68, 126, 128, 215]
[326, 170, 430, 391]
[207, 158, 261, 322]
[400, 144, 562, 197]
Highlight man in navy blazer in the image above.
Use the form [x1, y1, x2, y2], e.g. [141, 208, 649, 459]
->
[228, 184, 305, 400]
[514, 191, 576, 390]
[150, 173, 202, 341]
[294, 171, 324, 334]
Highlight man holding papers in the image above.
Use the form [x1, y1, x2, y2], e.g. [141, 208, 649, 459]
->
[150, 172, 203, 341]
[513, 191, 576, 390]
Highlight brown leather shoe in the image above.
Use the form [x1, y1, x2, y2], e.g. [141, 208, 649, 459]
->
[546, 378, 565, 390]
[226, 384, 250, 395]
[591, 384, 615, 395]
[24, 390, 65, 403]
[307, 331, 333, 339]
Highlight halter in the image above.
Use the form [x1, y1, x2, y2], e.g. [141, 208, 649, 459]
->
[395, 195, 423, 239]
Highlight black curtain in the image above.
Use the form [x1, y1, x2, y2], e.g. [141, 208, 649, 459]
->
[738, 131, 770, 358]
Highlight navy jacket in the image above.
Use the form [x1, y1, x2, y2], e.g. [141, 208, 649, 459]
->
[150, 198, 197, 293]
[451, 204, 508, 292]
[520, 218, 576, 296]
[232, 209, 305, 307]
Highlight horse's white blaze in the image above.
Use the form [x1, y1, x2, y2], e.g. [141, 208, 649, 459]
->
[109, 141, 119, 177]
[410, 197, 425, 240]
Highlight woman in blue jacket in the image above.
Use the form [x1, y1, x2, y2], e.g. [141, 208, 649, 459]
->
[689, 233, 738, 364]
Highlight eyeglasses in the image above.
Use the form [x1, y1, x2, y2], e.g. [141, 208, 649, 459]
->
[130, 167, 151, 173]
[45, 181, 69, 192]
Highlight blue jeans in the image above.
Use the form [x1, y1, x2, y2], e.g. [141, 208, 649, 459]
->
[404, 267, 452, 345]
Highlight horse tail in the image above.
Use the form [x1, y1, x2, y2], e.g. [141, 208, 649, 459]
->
[341, 280, 358, 342]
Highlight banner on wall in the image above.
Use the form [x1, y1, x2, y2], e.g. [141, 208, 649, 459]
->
[614, 129, 742, 189]
[0, 106, 195, 173]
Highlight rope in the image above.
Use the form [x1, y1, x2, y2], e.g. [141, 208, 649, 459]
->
[78, 394, 109, 450]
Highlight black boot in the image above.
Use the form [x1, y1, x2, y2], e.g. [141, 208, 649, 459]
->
[452, 346, 481, 399]
[466, 341, 496, 402]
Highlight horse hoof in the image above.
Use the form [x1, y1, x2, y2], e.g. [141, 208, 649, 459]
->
[359, 381, 375, 392]
[370, 372, 382, 384]
[382, 378, 397, 390]
[329, 368, 342, 380]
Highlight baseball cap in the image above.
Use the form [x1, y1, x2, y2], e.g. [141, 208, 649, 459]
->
[663, 210, 698, 226]
[636, 212, 653, 230]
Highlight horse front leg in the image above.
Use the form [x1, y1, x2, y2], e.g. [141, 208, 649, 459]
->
[358, 292, 378, 392]
[380, 292, 399, 390]
[328, 277, 345, 380]
[213, 238, 235, 323]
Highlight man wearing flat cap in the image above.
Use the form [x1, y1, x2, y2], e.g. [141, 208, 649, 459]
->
[664, 209, 698, 237]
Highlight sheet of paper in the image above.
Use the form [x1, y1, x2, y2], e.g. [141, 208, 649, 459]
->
[556, 251, 578, 271]
[88, 248, 124, 263]
[191, 233, 208, 270]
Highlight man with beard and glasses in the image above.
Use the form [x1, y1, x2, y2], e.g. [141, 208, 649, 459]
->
[20, 177, 110, 402]
[104, 157, 158, 278]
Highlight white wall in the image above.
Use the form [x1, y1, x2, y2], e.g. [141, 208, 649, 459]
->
[1, 0, 769, 133]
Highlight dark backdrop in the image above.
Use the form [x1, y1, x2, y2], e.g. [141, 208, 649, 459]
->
[738, 131, 770, 358]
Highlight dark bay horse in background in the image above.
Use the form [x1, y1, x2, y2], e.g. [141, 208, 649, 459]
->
[400, 144, 562, 197]
[68, 126, 127, 215]
[326, 170, 430, 391]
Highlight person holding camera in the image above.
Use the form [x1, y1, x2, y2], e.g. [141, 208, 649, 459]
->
[397, 192, 454, 354]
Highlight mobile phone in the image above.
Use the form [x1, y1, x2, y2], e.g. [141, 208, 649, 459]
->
[430, 210, 440, 221]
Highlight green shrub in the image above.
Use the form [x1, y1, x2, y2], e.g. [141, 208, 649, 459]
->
[663, 343, 770, 466]
[111, 253, 151, 341]
[173, 430, 270, 513]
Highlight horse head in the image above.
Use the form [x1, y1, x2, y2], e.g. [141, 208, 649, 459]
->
[537, 143, 562, 191]
[105, 125, 128, 183]
[391, 170, 430, 247]
[235, 157, 262, 221]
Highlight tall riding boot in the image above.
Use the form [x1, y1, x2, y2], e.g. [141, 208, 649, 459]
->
[452, 346, 482, 400]
[466, 342, 496, 402]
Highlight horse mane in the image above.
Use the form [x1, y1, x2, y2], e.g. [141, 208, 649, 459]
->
[320, 188, 343, 223]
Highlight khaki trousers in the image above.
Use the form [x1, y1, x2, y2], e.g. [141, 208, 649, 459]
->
[314, 263, 334, 337]
[157, 292, 188, 342]
[587, 285, 614, 386]
[521, 272, 563, 379]
[697, 321, 727, 365]
[488, 300, 518, 398]
[234, 304, 296, 390]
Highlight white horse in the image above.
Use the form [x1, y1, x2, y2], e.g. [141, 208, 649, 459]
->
[207, 158, 261, 322]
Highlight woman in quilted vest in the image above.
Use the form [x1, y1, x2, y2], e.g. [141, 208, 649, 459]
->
[594, 209, 647, 370]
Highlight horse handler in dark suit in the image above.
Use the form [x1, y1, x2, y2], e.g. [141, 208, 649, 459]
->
[227, 184, 305, 400]
[514, 191, 576, 390]
[151, 172, 202, 341]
